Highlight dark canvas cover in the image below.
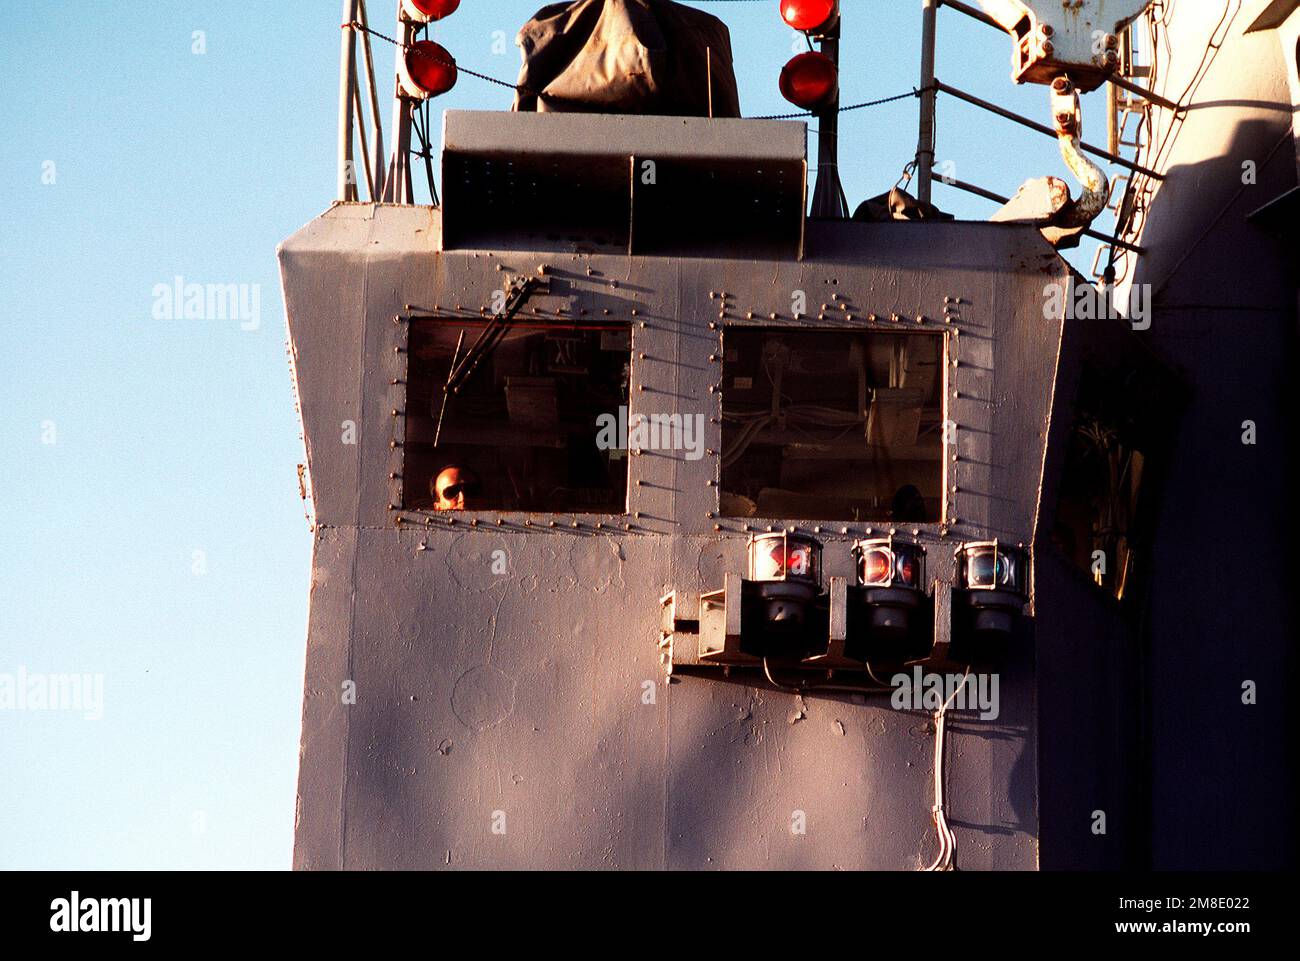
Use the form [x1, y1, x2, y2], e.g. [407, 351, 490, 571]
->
[513, 0, 741, 117]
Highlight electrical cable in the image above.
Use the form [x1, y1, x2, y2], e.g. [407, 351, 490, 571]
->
[760, 654, 898, 697]
[923, 665, 971, 872]
[863, 661, 893, 688]
[762, 657, 808, 694]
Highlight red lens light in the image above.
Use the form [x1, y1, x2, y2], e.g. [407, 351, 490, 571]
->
[769, 545, 813, 578]
[751, 534, 821, 584]
[780, 0, 837, 32]
[779, 52, 838, 110]
[862, 549, 892, 585]
[790, 547, 811, 577]
[405, 41, 458, 97]
[898, 554, 919, 588]
[409, 0, 461, 19]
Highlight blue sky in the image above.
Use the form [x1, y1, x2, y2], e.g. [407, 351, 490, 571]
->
[0, 1, 1105, 869]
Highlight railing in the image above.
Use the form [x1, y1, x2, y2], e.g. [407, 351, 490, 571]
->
[333, 0, 1170, 276]
[917, 1, 1178, 276]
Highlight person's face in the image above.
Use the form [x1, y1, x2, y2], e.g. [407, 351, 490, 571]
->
[433, 467, 477, 511]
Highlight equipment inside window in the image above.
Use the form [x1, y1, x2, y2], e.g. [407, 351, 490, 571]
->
[403, 318, 631, 513]
[1051, 359, 1168, 603]
[720, 328, 944, 521]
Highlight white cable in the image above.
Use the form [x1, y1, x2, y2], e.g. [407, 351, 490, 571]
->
[923, 666, 970, 872]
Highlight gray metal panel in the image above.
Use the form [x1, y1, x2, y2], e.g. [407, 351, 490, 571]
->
[292, 524, 356, 870]
[443, 110, 806, 163]
[440, 111, 807, 258]
[303, 525, 1039, 869]
[1033, 552, 1143, 870]
[282, 205, 1061, 870]
[279, 203, 443, 529]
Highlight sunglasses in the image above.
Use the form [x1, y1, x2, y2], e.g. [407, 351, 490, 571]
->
[437, 480, 482, 500]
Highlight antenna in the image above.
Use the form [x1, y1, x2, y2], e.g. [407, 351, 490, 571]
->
[916, 0, 938, 204]
[337, 0, 388, 202]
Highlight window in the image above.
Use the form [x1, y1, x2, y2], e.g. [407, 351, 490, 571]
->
[403, 318, 631, 513]
[720, 328, 944, 521]
[1052, 360, 1170, 604]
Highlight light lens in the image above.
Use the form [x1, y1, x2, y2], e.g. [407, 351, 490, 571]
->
[856, 539, 925, 590]
[967, 550, 995, 587]
[962, 545, 1023, 591]
[897, 553, 920, 588]
[771, 543, 814, 578]
[751, 534, 820, 584]
[404, 40, 458, 97]
[862, 548, 893, 585]
[778, 52, 838, 110]
[403, 0, 461, 21]
[780, 0, 837, 32]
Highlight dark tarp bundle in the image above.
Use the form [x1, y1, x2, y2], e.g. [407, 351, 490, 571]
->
[852, 187, 954, 223]
[513, 0, 741, 117]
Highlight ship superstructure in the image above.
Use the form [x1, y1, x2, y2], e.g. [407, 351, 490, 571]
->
[280, 0, 1298, 869]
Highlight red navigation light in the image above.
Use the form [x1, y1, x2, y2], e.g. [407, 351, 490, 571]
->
[748, 532, 824, 630]
[780, 0, 837, 33]
[749, 532, 822, 586]
[766, 542, 813, 579]
[855, 538, 927, 592]
[400, 40, 458, 99]
[779, 51, 837, 109]
[401, 0, 461, 23]
[862, 548, 893, 586]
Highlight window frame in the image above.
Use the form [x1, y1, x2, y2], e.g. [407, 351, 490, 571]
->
[393, 314, 639, 523]
[714, 321, 951, 528]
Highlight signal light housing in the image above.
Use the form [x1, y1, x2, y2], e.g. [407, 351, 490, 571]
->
[399, 40, 458, 99]
[957, 541, 1028, 595]
[778, 51, 838, 110]
[854, 538, 926, 590]
[401, 0, 461, 23]
[852, 538, 927, 642]
[954, 541, 1030, 639]
[748, 532, 823, 629]
[780, 0, 837, 34]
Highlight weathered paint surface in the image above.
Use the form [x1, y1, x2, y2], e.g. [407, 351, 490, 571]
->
[280, 199, 1098, 869]
[280, 1, 1300, 872]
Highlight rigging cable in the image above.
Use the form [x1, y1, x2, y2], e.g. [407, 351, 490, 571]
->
[349, 19, 920, 120]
